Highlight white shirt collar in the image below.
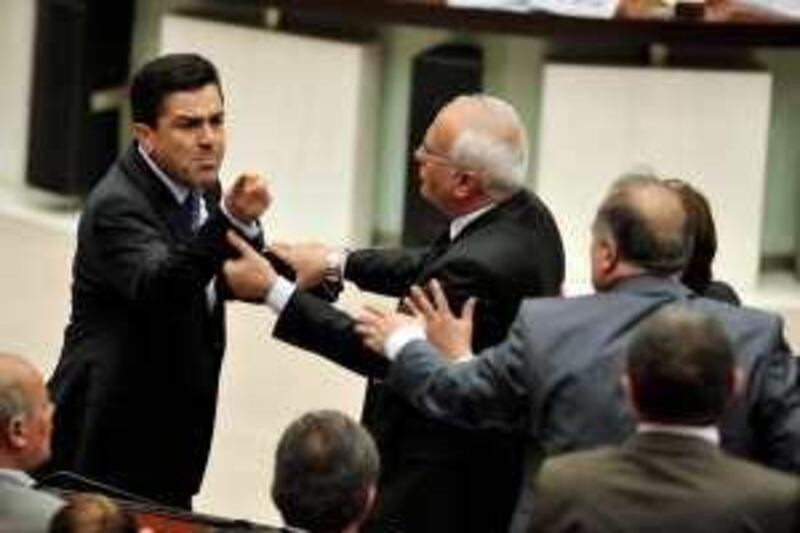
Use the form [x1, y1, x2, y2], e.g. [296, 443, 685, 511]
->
[0, 469, 35, 487]
[450, 203, 496, 241]
[637, 422, 720, 446]
[137, 144, 191, 204]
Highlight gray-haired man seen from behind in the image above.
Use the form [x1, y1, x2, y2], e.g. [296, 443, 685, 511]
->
[0, 353, 63, 532]
[529, 305, 800, 533]
[272, 410, 379, 533]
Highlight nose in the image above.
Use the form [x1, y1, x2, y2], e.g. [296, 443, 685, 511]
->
[198, 121, 217, 147]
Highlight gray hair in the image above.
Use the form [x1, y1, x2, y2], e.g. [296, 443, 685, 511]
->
[0, 354, 35, 426]
[447, 95, 528, 199]
[593, 173, 692, 276]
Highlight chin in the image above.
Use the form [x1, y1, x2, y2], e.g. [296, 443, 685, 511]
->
[194, 172, 219, 190]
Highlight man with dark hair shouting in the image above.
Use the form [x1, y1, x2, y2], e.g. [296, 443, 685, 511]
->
[46, 53, 270, 509]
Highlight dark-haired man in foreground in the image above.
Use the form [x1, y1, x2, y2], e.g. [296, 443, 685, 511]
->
[272, 410, 379, 533]
[46, 53, 270, 508]
[355, 174, 800, 532]
[529, 305, 800, 533]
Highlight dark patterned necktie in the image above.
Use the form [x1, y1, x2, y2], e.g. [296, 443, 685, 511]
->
[177, 192, 200, 238]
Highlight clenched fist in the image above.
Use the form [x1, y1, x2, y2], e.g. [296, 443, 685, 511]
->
[224, 172, 271, 223]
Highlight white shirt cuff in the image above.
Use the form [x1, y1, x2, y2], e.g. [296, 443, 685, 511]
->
[326, 248, 349, 281]
[265, 276, 296, 313]
[384, 324, 426, 360]
[220, 202, 261, 239]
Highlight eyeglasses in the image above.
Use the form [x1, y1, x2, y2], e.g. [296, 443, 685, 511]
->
[414, 143, 459, 168]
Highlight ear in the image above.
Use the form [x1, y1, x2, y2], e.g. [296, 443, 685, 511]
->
[621, 373, 641, 420]
[595, 236, 620, 276]
[132, 122, 155, 154]
[452, 170, 480, 200]
[6, 415, 27, 451]
[354, 485, 378, 528]
[728, 366, 744, 399]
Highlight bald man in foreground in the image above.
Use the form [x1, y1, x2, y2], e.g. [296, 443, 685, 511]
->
[355, 174, 800, 532]
[0, 354, 63, 532]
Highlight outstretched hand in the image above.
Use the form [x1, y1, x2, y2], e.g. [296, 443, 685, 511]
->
[223, 230, 277, 302]
[269, 242, 332, 289]
[355, 305, 421, 355]
[406, 279, 475, 361]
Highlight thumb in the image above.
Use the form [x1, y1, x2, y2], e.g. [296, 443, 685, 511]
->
[268, 242, 292, 262]
[226, 230, 255, 256]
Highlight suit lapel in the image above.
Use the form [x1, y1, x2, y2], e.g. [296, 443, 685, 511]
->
[118, 144, 194, 243]
[415, 193, 524, 279]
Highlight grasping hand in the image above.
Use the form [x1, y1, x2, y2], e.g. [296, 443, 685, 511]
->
[269, 242, 332, 289]
[223, 230, 277, 302]
[405, 279, 475, 361]
[355, 305, 422, 355]
[224, 172, 271, 223]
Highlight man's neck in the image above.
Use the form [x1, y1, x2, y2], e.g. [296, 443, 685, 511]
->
[0, 456, 27, 472]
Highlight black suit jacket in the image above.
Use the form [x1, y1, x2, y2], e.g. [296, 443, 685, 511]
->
[274, 190, 565, 533]
[529, 432, 800, 533]
[385, 275, 800, 531]
[46, 145, 255, 507]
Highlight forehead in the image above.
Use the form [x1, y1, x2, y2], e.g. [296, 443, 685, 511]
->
[425, 111, 459, 150]
[159, 84, 223, 119]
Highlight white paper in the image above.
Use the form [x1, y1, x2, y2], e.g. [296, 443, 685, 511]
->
[737, 0, 800, 18]
[526, 0, 619, 17]
[448, 0, 620, 18]
[447, 0, 535, 11]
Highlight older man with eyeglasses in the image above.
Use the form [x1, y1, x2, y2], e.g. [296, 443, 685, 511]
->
[223, 94, 565, 533]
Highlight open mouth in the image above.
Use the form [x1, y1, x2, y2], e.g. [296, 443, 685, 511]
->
[196, 160, 219, 171]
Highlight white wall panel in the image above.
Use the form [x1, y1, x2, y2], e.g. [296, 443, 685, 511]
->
[536, 65, 772, 293]
[161, 15, 380, 245]
[0, 1, 35, 186]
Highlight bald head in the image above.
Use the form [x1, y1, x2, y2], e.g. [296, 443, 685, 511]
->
[0, 353, 53, 471]
[436, 95, 528, 198]
[593, 174, 692, 278]
[0, 354, 42, 423]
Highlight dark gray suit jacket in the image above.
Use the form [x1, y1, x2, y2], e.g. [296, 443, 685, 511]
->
[386, 275, 800, 531]
[0, 470, 64, 532]
[529, 432, 800, 533]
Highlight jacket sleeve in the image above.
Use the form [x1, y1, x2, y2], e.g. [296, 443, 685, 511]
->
[345, 247, 428, 297]
[385, 311, 532, 433]
[91, 196, 238, 310]
[749, 316, 800, 472]
[273, 289, 391, 378]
